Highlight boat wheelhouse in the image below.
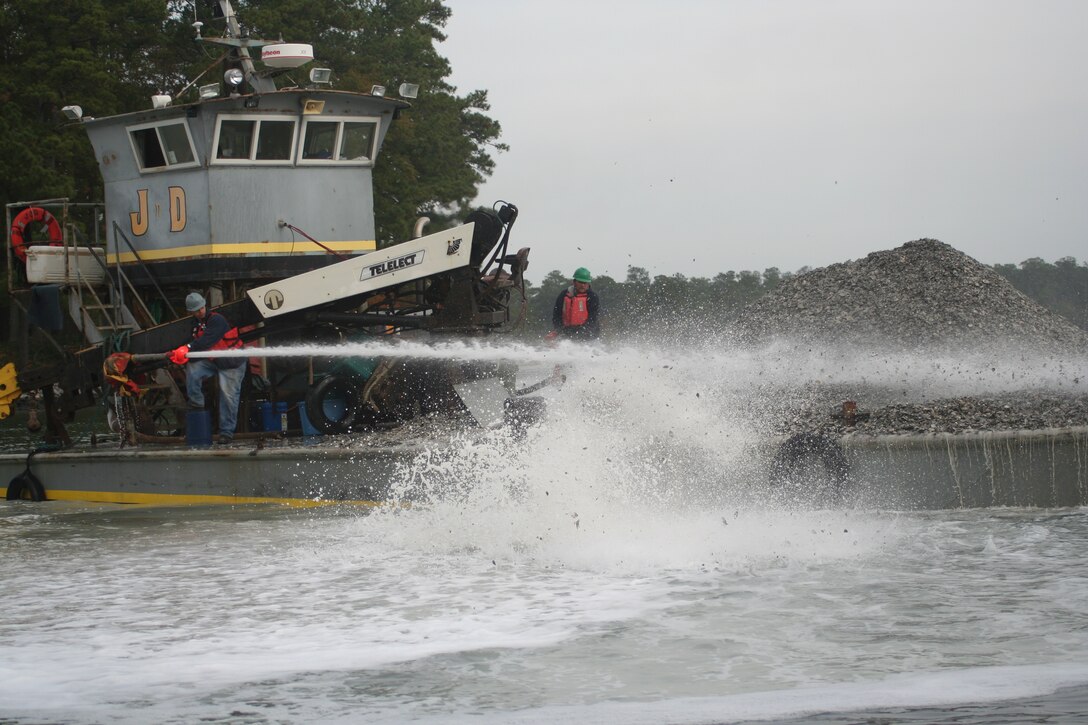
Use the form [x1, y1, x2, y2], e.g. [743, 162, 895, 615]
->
[88, 88, 407, 287]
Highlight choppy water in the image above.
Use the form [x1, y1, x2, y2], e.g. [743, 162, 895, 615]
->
[2, 502, 1086, 724]
[3, 341, 1087, 723]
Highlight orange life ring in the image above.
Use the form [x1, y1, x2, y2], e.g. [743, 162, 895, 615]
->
[10, 207, 63, 263]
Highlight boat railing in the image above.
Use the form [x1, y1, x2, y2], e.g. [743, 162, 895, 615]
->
[108, 221, 178, 326]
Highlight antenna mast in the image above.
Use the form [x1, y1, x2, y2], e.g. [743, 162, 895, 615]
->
[204, 0, 278, 94]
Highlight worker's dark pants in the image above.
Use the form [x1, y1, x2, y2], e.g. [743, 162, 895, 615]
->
[186, 360, 245, 435]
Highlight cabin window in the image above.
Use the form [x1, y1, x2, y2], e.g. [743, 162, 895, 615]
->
[216, 120, 254, 159]
[300, 121, 338, 160]
[299, 117, 378, 164]
[128, 120, 198, 172]
[340, 122, 376, 161]
[256, 120, 294, 160]
[213, 116, 297, 164]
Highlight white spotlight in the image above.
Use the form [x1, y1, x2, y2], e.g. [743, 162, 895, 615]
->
[224, 68, 245, 92]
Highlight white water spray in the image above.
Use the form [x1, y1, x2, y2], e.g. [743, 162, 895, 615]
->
[324, 337, 1083, 570]
[195, 337, 1088, 396]
[199, 336, 1088, 570]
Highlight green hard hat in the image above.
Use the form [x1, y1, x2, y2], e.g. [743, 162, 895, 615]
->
[573, 267, 592, 282]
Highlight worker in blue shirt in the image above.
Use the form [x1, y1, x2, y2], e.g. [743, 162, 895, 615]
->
[168, 292, 247, 443]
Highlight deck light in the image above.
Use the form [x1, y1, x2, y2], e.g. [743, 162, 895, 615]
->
[61, 105, 83, 121]
[398, 83, 419, 99]
[224, 68, 244, 93]
[370, 85, 386, 97]
[199, 83, 220, 99]
[309, 68, 332, 85]
[151, 94, 172, 109]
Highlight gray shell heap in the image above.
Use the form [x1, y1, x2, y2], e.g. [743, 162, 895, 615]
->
[732, 239, 1088, 435]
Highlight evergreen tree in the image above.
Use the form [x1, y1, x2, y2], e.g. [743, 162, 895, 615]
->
[0, 0, 166, 208]
[994, 256, 1088, 331]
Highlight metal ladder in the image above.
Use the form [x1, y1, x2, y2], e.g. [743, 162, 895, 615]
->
[64, 222, 188, 434]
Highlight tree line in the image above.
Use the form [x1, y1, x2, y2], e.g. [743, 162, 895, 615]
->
[992, 257, 1088, 333]
[515, 257, 1088, 341]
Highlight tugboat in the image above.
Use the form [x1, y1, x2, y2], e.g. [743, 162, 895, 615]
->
[1, 0, 533, 505]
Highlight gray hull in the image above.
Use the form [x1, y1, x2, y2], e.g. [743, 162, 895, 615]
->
[0, 437, 433, 506]
[5, 427, 1087, 509]
[843, 426, 1088, 509]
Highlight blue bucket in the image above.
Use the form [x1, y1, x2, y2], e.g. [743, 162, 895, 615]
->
[259, 401, 275, 432]
[186, 408, 213, 447]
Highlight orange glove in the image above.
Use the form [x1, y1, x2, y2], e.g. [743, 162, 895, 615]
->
[169, 345, 189, 365]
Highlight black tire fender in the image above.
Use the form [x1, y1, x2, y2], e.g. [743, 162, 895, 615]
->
[6, 466, 46, 501]
[304, 374, 363, 434]
[770, 432, 850, 488]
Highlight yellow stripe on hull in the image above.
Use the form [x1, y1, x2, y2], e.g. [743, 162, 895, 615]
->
[44, 490, 383, 508]
[105, 240, 377, 264]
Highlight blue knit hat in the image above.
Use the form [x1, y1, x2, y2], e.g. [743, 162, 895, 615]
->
[185, 292, 206, 312]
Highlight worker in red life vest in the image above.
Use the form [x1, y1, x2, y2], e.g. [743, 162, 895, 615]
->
[549, 267, 601, 340]
[167, 292, 247, 443]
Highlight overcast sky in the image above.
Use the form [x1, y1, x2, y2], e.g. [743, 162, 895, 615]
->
[439, 1, 1087, 282]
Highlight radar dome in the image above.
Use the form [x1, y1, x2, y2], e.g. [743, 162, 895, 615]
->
[261, 43, 314, 69]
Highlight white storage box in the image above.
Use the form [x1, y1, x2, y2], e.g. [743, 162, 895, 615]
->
[25, 245, 107, 285]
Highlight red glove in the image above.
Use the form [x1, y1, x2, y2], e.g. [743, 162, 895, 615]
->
[544, 330, 559, 342]
[169, 345, 189, 365]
